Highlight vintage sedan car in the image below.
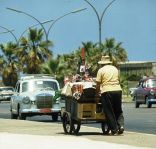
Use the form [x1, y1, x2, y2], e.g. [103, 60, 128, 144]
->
[134, 77, 156, 108]
[10, 74, 62, 121]
[0, 86, 14, 102]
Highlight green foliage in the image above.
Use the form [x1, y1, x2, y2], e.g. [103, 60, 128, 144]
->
[17, 28, 52, 74]
[127, 74, 142, 81]
[0, 26, 128, 88]
[0, 42, 18, 87]
[120, 74, 128, 95]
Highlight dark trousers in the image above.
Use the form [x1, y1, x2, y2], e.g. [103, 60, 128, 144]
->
[101, 91, 124, 131]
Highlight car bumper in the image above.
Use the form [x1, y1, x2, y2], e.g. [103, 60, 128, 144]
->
[21, 108, 61, 114]
[148, 99, 156, 103]
[0, 96, 11, 101]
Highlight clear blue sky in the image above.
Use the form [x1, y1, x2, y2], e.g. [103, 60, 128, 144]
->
[0, 0, 156, 61]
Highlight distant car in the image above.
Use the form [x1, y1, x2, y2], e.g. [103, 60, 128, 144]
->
[10, 74, 63, 121]
[0, 86, 14, 103]
[133, 77, 156, 108]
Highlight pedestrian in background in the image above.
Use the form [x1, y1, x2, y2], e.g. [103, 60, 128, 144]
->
[96, 55, 124, 135]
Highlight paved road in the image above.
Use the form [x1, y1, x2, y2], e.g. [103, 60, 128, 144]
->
[0, 102, 156, 134]
[0, 102, 156, 148]
[123, 103, 156, 134]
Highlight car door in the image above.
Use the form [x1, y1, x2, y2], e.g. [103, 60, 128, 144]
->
[135, 80, 145, 103]
[11, 82, 20, 113]
[137, 80, 149, 103]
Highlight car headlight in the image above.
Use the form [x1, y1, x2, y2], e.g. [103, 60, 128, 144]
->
[150, 89, 155, 95]
[22, 96, 31, 104]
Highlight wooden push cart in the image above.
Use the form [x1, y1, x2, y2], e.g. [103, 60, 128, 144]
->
[61, 82, 109, 135]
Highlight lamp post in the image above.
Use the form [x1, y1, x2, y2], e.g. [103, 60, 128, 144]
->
[83, 0, 116, 50]
[7, 7, 86, 45]
[47, 8, 87, 38]
[6, 7, 49, 42]
[18, 19, 54, 45]
[0, 29, 14, 34]
[0, 26, 18, 43]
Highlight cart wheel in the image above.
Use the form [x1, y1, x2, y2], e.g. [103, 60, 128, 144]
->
[62, 112, 73, 134]
[101, 122, 110, 135]
[72, 119, 81, 135]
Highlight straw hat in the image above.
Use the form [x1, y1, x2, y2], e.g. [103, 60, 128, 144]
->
[98, 55, 112, 64]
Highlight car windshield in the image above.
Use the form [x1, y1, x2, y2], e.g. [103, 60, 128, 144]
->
[146, 79, 156, 88]
[22, 80, 58, 92]
[0, 87, 13, 92]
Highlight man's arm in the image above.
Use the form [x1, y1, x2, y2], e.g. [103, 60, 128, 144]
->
[96, 81, 101, 96]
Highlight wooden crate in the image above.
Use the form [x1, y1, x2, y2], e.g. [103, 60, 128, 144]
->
[77, 103, 96, 119]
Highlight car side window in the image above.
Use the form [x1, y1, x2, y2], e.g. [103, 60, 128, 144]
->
[142, 81, 146, 88]
[14, 82, 20, 93]
[14, 82, 18, 92]
[138, 81, 144, 88]
[22, 82, 28, 92]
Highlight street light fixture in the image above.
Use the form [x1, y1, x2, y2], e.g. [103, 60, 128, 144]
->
[0, 26, 18, 43]
[6, 7, 86, 46]
[18, 19, 54, 45]
[84, 0, 116, 50]
[0, 29, 14, 34]
[47, 8, 87, 37]
[6, 7, 48, 42]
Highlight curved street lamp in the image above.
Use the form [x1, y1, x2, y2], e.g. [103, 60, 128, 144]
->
[84, 0, 116, 50]
[47, 8, 87, 37]
[7, 7, 86, 43]
[0, 26, 18, 43]
[18, 19, 54, 45]
[0, 29, 14, 34]
[6, 7, 48, 42]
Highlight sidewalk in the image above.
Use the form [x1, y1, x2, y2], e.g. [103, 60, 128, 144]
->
[0, 132, 154, 149]
[0, 118, 156, 149]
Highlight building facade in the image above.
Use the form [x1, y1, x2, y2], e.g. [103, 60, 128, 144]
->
[120, 61, 156, 77]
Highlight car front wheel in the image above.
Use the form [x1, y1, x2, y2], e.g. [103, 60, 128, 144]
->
[146, 97, 152, 108]
[11, 111, 18, 119]
[18, 113, 26, 120]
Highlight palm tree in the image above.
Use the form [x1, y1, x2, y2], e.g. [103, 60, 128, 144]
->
[77, 42, 101, 76]
[41, 54, 78, 87]
[17, 28, 53, 74]
[0, 42, 18, 87]
[102, 38, 127, 66]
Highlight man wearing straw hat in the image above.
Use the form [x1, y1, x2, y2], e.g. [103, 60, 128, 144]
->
[96, 55, 124, 135]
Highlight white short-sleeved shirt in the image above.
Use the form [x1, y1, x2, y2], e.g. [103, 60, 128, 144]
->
[96, 65, 122, 93]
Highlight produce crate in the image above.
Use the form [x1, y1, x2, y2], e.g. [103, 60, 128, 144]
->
[71, 100, 105, 120]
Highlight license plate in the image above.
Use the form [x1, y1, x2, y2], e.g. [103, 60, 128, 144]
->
[40, 108, 51, 113]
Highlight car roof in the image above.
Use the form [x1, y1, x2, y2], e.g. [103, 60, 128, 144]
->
[140, 77, 156, 81]
[0, 86, 13, 88]
[20, 74, 56, 81]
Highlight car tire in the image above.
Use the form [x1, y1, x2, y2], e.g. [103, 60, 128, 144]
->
[18, 113, 26, 120]
[147, 103, 152, 108]
[11, 111, 18, 119]
[146, 97, 152, 108]
[52, 113, 58, 121]
[134, 96, 140, 108]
